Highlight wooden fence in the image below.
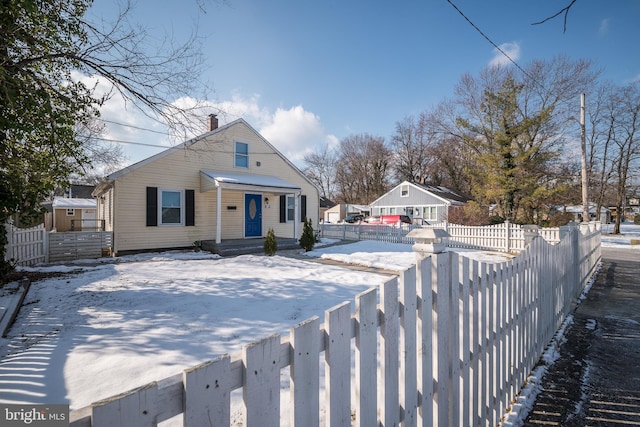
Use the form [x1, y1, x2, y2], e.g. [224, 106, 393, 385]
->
[320, 221, 567, 253]
[49, 231, 113, 262]
[4, 224, 113, 265]
[4, 223, 48, 266]
[69, 222, 601, 427]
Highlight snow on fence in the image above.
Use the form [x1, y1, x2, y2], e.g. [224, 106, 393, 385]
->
[69, 222, 601, 427]
[320, 220, 565, 252]
[4, 223, 48, 266]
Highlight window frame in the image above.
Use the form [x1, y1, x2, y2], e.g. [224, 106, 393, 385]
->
[286, 194, 295, 222]
[158, 188, 184, 226]
[400, 184, 409, 197]
[66, 208, 75, 216]
[234, 141, 249, 168]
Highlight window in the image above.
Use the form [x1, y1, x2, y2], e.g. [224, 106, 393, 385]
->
[401, 184, 409, 197]
[287, 195, 295, 221]
[235, 142, 249, 168]
[160, 189, 183, 225]
[390, 207, 396, 214]
[66, 209, 75, 216]
[423, 206, 437, 221]
[380, 208, 386, 215]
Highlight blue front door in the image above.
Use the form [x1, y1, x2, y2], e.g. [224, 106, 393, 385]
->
[245, 194, 262, 237]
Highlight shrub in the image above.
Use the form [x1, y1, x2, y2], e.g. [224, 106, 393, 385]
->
[447, 201, 493, 225]
[635, 214, 640, 225]
[547, 212, 575, 227]
[264, 228, 277, 256]
[299, 217, 315, 252]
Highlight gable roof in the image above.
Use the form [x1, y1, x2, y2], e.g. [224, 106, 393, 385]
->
[93, 118, 319, 196]
[413, 183, 471, 205]
[370, 180, 472, 206]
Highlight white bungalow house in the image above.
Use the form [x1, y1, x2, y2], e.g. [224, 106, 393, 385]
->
[369, 181, 471, 224]
[92, 116, 320, 256]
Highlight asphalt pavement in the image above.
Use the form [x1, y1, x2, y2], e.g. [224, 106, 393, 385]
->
[522, 247, 640, 426]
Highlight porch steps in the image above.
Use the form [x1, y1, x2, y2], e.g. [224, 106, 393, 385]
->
[201, 238, 300, 257]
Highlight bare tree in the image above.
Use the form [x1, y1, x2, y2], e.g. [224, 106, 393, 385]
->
[335, 134, 391, 204]
[303, 144, 338, 201]
[610, 83, 640, 233]
[390, 112, 436, 184]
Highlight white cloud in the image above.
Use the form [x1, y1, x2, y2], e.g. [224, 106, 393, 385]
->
[489, 42, 521, 68]
[90, 83, 337, 168]
[259, 105, 327, 165]
[599, 18, 610, 36]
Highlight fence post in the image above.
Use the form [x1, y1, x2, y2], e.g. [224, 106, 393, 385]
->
[505, 220, 511, 252]
[43, 228, 50, 263]
[4, 223, 13, 263]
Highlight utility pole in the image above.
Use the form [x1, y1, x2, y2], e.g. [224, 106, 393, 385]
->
[581, 93, 589, 222]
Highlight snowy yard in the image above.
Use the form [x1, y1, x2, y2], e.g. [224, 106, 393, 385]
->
[0, 223, 637, 416]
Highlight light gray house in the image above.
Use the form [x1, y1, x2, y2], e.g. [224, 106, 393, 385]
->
[369, 181, 471, 224]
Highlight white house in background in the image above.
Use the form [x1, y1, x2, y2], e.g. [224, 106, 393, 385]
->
[369, 181, 471, 224]
[323, 203, 370, 223]
[560, 203, 611, 223]
[92, 117, 319, 256]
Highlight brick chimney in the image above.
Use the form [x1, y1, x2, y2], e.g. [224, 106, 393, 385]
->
[208, 114, 218, 131]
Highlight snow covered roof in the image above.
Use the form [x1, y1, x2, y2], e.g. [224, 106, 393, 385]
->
[200, 170, 301, 193]
[52, 197, 96, 209]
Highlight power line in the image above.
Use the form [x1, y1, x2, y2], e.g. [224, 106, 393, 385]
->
[97, 118, 169, 135]
[94, 136, 172, 149]
[446, 0, 546, 92]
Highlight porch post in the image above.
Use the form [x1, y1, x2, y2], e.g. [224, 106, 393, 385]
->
[293, 192, 300, 239]
[216, 185, 222, 244]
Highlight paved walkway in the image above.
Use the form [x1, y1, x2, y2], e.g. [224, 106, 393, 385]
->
[523, 248, 640, 426]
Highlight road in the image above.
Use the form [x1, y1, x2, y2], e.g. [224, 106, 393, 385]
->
[522, 247, 640, 426]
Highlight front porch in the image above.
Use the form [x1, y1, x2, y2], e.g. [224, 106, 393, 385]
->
[201, 237, 300, 257]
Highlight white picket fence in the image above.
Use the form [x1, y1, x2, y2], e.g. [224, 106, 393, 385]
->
[320, 221, 565, 252]
[4, 223, 48, 266]
[69, 222, 601, 427]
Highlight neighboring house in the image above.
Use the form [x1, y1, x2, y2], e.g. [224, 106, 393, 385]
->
[369, 181, 471, 224]
[323, 203, 370, 223]
[92, 117, 320, 256]
[319, 196, 336, 222]
[50, 197, 98, 232]
[560, 203, 611, 223]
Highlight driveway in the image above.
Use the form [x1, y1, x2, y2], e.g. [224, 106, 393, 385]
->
[522, 247, 640, 426]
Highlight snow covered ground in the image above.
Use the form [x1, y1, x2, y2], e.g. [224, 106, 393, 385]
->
[0, 223, 637, 421]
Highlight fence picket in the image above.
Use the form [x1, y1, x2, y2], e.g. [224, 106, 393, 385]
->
[417, 256, 434, 427]
[92, 381, 161, 427]
[433, 252, 452, 425]
[183, 355, 231, 427]
[325, 301, 351, 427]
[380, 277, 400, 427]
[290, 316, 320, 427]
[400, 266, 418, 426]
[355, 288, 378, 427]
[243, 334, 281, 427]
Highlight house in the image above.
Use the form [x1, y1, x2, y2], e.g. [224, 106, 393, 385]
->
[560, 203, 611, 223]
[41, 184, 99, 231]
[92, 116, 320, 256]
[49, 197, 98, 232]
[368, 181, 471, 224]
[323, 203, 370, 223]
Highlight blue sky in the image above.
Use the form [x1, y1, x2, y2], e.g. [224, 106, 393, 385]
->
[87, 0, 640, 169]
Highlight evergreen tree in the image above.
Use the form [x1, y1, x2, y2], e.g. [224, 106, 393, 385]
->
[299, 218, 316, 252]
[264, 228, 277, 256]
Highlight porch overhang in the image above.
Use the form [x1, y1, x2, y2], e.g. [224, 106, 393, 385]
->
[200, 170, 302, 194]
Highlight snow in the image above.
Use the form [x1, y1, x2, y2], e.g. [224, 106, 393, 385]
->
[0, 223, 638, 422]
